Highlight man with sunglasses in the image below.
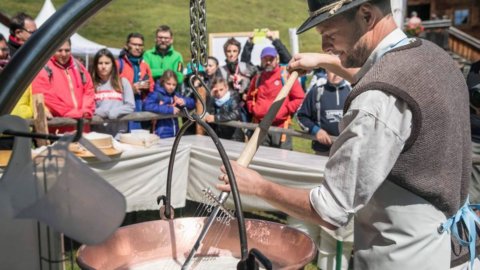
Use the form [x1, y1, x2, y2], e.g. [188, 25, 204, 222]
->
[117, 32, 155, 131]
[7, 12, 37, 56]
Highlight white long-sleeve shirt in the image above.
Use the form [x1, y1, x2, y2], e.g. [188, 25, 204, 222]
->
[310, 29, 414, 227]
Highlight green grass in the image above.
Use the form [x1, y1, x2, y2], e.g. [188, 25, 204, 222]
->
[0, 0, 323, 62]
[292, 118, 315, 154]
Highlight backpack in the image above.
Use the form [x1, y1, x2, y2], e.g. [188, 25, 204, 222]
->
[43, 59, 87, 85]
[314, 84, 325, 126]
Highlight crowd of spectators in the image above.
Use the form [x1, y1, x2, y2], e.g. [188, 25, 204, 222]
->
[9, 10, 474, 162]
[1, 12, 349, 153]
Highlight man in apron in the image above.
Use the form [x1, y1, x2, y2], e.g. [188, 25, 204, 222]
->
[217, 0, 475, 269]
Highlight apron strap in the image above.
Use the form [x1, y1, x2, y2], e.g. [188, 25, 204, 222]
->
[439, 196, 480, 268]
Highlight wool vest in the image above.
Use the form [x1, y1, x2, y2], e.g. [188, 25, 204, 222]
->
[344, 39, 472, 266]
[345, 38, 470, 217]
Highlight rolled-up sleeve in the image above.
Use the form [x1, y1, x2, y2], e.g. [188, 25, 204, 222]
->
[310, 90, 413, 227]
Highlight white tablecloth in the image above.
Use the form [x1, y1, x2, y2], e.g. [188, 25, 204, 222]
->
[182, 135, 327, 211]
[93, 135, 327, 212]
[86, 143, 191, 212]
[0, 135, 327, 213]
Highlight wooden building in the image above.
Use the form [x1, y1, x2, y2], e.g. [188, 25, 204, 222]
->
[407, 0, 480, 39]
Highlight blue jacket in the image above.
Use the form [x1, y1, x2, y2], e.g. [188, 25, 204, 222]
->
[297, 79, 351, 152]
[143, 83, 195, 138]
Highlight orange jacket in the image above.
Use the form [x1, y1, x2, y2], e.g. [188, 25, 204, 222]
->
[32, 56, 95, 119]
[116, 54, 154, 99]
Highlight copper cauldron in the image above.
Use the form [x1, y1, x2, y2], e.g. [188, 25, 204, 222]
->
[77, 217, 316, 269]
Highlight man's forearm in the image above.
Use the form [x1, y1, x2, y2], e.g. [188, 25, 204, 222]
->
[256, 180, 337, 230]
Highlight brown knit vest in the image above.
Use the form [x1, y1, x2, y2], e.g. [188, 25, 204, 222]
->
[344, 39, 472, 266]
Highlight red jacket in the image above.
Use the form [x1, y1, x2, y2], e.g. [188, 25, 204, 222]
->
[246, 66, 304, 127]
[116, 54, 154, 98]
[32, 56, 95, 119]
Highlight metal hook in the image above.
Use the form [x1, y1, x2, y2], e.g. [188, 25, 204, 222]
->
[183, 72, 211, 121]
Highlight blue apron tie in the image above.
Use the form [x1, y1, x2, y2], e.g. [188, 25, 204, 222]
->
[440, 196, 480, 268]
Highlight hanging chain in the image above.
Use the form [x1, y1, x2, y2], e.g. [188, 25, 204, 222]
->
[185, 0, 209, 121]
[189, 0, 207, 75]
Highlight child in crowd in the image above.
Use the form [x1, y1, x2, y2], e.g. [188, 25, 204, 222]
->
[297, 69, 352, 156]
[143, 70, 195, 138]
[205, 56, 223, 88]
[91, 48, 135, 136]
[204, 77, 244, 142]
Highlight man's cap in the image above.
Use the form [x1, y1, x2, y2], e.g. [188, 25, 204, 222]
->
[260, 46, 278, 59]
[297, 0, 370, 34]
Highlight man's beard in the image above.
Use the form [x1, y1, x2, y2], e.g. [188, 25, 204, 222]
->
[156, 44, 170, 53]
[342, 27, 370, 68]
[263, 65, 274, 72]
[343, 43, 369, 68]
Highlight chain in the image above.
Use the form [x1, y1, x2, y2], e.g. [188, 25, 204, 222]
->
[185, 0, 208, 121]
[189, 0, 207, 75]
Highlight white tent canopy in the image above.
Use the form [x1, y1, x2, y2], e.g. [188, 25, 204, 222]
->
[35, 0, 121, 56]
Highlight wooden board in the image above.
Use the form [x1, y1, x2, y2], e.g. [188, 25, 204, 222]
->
[68, 143, 122, 158]
[32, 94, 50, 146]
[0, 150, 12, 167]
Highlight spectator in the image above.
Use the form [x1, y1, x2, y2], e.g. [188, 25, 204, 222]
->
[220, 38, 257, 125]
[8, 12, 37, 56]
[297, 70, 352, 156]
[143, 70, 194, 138]
[0, 33, 34, 150]
[143, 25, 184, 83]
[406, 11, 424, 37]
[91, 49, 135, 137]
[117, 32, 154, 131]
[219, 37, 257, 96]
[0, 33, 9, 72]
[241, 29, 309, 91]
[246, 46, 304, 150]
[306, 68, 328, 93]
[205, 76, 244, 142]
[32, 39, 95, 133]
[205, 56, 222, 88]
[1, 34, 33, 119]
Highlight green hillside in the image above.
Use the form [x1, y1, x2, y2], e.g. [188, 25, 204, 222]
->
[1, 0, 322, 61]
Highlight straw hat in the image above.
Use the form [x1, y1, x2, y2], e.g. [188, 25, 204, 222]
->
[297, 0, 370, 34]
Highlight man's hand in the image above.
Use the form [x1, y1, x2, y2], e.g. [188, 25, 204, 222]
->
[133, 81, 150, 94]
[132, 82, 142, 94]
[316, 129, 332, 146]
[247, 32, 254, 43]
[217, 160, 265, 196]
[266, 29, 276, 40]
[288, 53, 324, 76]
